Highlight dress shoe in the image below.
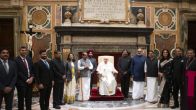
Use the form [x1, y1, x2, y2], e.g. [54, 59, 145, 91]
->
[53, 105, 61, 109]
[60, 102, 66, 105]
[171, 105, 179, 109]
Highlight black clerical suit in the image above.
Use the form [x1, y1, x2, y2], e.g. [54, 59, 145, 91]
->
[0, 60, 17, 110]
[35, 59, 53, 110]
[51, 59, 65, 106]
[118, 56, 132, 98]
[15, 56, 34, 110]
[172, 56, 186, 107]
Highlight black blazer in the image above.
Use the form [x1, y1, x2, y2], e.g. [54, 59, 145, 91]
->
[51, 59, 65, 83]
[15, 56, 34, 86]
[0, 60, 17, 91]
[34, 59, 54, 86]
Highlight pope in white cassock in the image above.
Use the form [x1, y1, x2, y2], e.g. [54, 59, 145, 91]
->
[97, 56, 118, 96]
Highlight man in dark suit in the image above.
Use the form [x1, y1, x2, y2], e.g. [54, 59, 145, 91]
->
[15, 46, 34, 110]
[171, 47, 185, 109]
[0, 48, 17, 110]
[35, 49, 54, 110]
[51, 51, 66, 109]
[118, 49, 132, 99]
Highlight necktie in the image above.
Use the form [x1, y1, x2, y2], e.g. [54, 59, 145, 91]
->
[44, 60, 50, 68]
[23, 59, 28, 69]
[3, 61, 9, 74]
[23, 58, 30, 77]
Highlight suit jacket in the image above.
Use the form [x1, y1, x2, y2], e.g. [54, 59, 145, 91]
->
[51, 59, 65, 83]
[15, 56, 34, 86]
[65, 61, 78, 81]
[0, 60, 17, 91]
[34, 59, 53, 86]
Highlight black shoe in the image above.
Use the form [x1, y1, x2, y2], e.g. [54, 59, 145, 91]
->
[60, 102, 66, 105]
[170, 105, 179, 109]
[53, 105, 61, 109]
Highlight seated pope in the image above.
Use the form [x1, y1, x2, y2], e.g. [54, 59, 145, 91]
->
[96, 56, 118, 96]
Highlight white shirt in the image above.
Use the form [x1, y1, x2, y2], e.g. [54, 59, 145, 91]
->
[0, 58, 9, 73]
[20, 56, 30, 77]
[41, 59, 50, 68]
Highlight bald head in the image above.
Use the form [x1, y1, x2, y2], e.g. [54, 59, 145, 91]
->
[82, 52, 88, 60]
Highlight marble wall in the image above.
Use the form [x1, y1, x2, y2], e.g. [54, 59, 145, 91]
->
[0, 0, 196, 59]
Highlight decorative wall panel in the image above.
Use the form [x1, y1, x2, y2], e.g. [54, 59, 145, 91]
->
[32, 34, 52, 62]
[154, 8, 176, 31]
[154, 33, 176, 57]
[27, 5, 51, 29]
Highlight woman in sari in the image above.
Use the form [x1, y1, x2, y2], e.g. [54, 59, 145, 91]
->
[158, 49, 173, 108]
[64, 53, 78, 104]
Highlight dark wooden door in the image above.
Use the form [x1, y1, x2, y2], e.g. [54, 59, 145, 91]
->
[188, 21, 196, 52]
[0, 18, 14, 59]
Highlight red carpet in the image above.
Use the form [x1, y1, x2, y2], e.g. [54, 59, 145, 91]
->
[90, 88, 124, 101]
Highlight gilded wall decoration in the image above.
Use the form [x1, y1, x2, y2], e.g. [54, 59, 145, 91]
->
[27, 5, 51, 29]
[154, 8, 176, 31]
[154, 33, 176, 57]
[32, 34, 52, 62]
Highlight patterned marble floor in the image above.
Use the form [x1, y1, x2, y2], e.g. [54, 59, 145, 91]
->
[1, 87, 180, 110]
[8, 97, 179, 110]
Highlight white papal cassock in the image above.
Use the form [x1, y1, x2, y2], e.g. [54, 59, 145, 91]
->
[97, 61, 118, 96]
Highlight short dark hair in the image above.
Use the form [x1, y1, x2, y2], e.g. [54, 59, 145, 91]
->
[148, 50, 154, 53]
[176, 47, 183, 51]
[176, 47, 184, 52]
[187, 49, 195, 54]
[39, 49, 46, 55]
[19, 46, 27, 50]
[54, 50, 61, 54]
[0, 48, 9, 53]
[122, 49, 130, 55]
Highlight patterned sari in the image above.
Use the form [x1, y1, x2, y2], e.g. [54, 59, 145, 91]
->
[64, 62, 77, 104]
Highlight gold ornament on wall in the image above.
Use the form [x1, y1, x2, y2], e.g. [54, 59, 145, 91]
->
[27, 6, 51, 29]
